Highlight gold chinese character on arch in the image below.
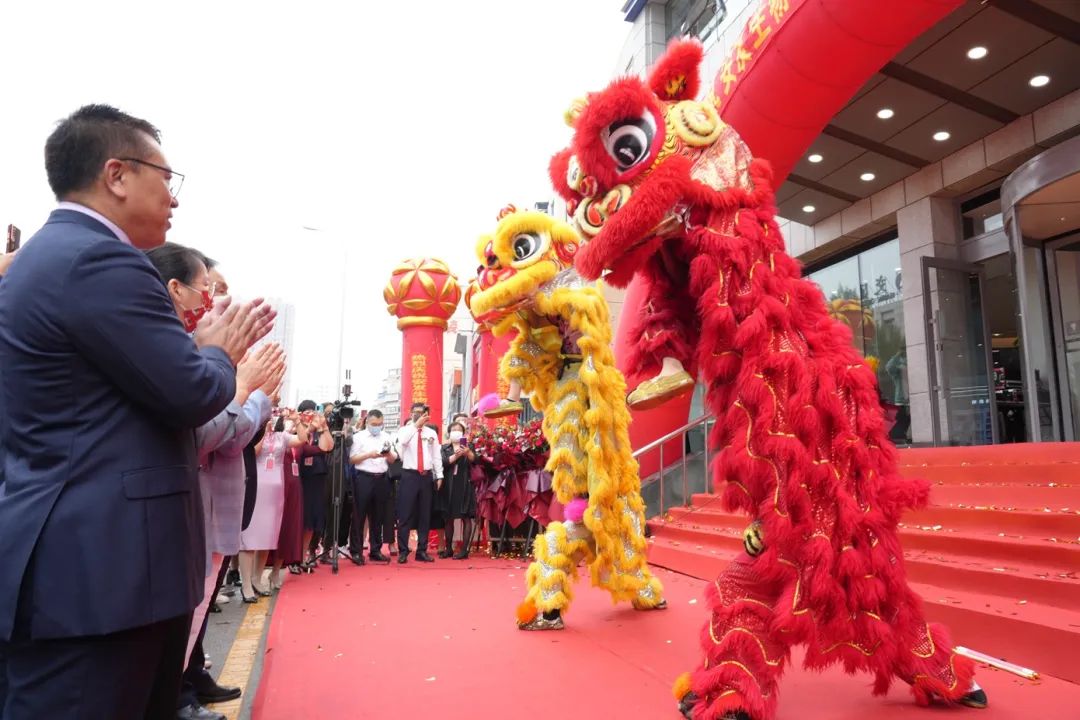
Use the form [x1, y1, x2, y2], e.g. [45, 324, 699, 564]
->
[735, 46, 753, 74]
[768, 0, 790, 22]
[720, 58, 737, 96]
[748, 10, 772, 49]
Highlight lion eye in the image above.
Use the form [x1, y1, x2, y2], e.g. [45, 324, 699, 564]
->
[512, 233, 541, 261]
[603, 115, 655, 171]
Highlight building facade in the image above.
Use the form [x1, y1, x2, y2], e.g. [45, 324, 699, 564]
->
[373, 367, 402, 432]
[613, 0, 1080, 446]
[257, 298, 296, 405]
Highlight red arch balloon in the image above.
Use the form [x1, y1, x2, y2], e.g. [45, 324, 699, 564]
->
[715, 0, 963, 185]
[622, 0, 964, 459]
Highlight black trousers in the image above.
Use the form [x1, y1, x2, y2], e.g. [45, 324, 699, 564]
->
[396, 469, 433, 554]
[384, 478, 398, 548]
[352, 470, 390, 551]
[0, 613, 190, 720]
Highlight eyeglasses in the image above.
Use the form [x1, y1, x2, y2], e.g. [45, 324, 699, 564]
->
[181, 281, 217, 297]
[120, 157, 185, 198]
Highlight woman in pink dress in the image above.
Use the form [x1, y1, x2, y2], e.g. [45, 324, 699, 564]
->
[238, 417, 304, 601]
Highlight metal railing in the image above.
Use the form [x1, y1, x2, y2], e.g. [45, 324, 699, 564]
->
[633, 414, 716, 517]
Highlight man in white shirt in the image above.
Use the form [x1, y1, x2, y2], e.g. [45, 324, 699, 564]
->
[348, 410, 397, 564]
[395, 402, 443, 563]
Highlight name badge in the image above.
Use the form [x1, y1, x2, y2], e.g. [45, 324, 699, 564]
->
[265, 457, 275, 471]
[305, 457, 314, 467]
[292, 462, 300, 476]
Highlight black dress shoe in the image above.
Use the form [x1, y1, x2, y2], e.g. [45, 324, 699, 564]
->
[452, 551, 470, 560]
[350, 553, 366, 566]
[415, 552, 435, 562]
[437, 549, 453, 559]
[195, 681, 242, 705]
[208, 603, 222, 614]
[398, 553, 408, 564]
[369, 552, 391, 563]
[177, 702, 226, 720]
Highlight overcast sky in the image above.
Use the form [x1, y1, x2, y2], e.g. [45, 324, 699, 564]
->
[0, 0, 631, 407]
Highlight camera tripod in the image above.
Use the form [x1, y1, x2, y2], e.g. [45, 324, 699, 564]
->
[315, 429, 350, 575]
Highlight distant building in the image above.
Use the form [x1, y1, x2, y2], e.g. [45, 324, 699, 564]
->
[373, 367, 402, 432]
[255, 298, 296, 404]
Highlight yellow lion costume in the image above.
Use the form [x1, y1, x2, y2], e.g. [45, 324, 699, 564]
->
[465, 205, 666, 630]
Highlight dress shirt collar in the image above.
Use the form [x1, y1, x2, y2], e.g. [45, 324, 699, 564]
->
[57, 201, 132, 246]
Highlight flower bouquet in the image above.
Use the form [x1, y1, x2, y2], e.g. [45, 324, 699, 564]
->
[470, 419, 552, 531]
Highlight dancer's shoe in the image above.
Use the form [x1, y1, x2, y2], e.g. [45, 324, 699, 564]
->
[627, 370, 694, 411]
[517, 609, 564, 631]
[483, 399, 523, 418]
[632, 597, 667, 611]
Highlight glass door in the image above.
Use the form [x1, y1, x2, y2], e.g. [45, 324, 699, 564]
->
[1046, 236, 1080, 441]
[922, 258, 998, 445]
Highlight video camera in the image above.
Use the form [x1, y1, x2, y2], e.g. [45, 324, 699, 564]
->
[326, 400, 362, 433]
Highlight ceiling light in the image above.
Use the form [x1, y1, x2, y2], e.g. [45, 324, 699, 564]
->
[860, 172, 876, 182]
[1029, 74, 1050, 88]
[933, 131, 951, 142]
[802, 205, 816, 213]
[877, 108, 894, 120]
[967, 46, 988, 60]
[808, 153, 823, 163]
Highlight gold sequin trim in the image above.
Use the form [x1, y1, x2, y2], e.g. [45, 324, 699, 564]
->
[733, 400, 788, 518]
[912, 625, 937, 659]
[822, 639, 881, 657]
[707, 626, 782, 667]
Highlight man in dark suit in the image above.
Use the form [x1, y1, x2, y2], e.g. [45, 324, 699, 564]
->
[0, 105, 273, 720]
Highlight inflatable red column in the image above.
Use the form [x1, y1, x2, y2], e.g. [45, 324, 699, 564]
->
[384, 258, 462, 435]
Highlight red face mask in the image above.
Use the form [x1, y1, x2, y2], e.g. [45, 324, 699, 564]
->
[181, 289, 214, 333]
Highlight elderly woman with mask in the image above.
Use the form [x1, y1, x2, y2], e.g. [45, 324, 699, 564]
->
[145, 243, 285, 716]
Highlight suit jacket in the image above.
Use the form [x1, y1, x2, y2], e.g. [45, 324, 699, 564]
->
[0, 209, 236, 641]
[197, 392, 271, 562]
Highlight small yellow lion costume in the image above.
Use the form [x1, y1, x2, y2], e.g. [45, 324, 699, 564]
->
[466, 205, 665, 630]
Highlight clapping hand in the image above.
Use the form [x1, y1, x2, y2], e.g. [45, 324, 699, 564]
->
[0, 249, 18, 278]
[194, 296, 277, 365]
[236, 343, 283, 396]
[259, 347, 287, 396]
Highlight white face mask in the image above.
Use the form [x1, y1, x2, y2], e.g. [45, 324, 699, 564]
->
[449, 431, 464, 443]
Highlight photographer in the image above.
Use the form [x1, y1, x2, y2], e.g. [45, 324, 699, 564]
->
[348, 410, 397, 564]
[296, 399, 335, 568]
[395, 402, 443, 563]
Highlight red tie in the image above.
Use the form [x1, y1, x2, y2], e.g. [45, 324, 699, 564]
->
[417, 432, 425, 474]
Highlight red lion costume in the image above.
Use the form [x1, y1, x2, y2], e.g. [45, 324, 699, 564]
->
[551, 39, 983, 720]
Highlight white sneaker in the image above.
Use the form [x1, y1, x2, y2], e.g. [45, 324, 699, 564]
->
[204, 655, 212, 670]
[216, 593, 230, 604]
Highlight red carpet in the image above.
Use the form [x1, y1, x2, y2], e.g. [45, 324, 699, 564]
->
[252, 557, 1077, 719]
